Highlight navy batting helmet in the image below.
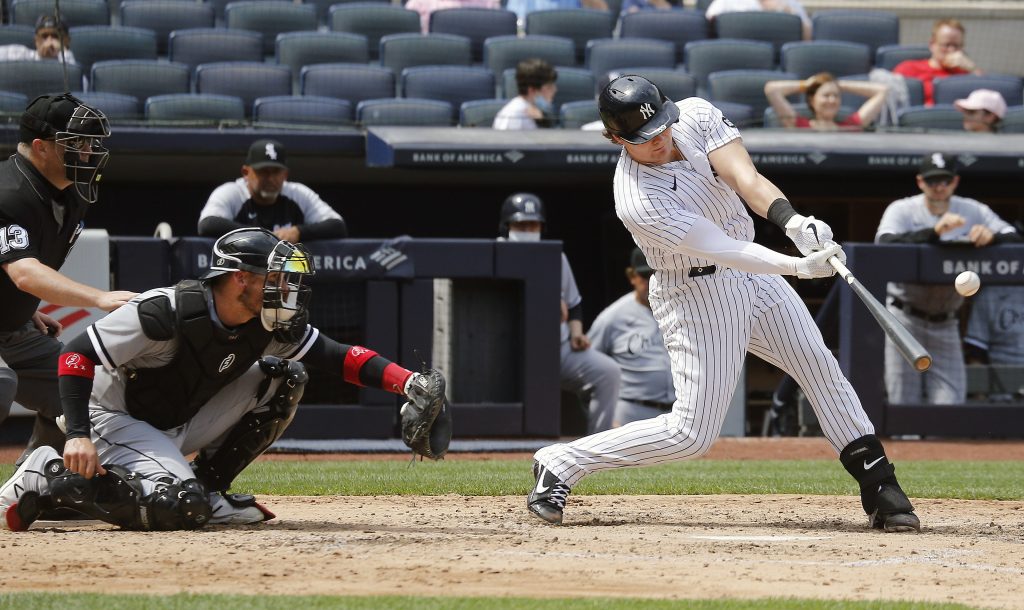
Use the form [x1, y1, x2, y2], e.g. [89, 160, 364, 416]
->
[499, 192, 546, 236]
[598, 75, 679, 144]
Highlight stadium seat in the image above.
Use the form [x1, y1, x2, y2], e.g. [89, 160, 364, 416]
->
[168, 28, 263, 71]
[708, 69, 798, 123]
[602, 68, 696, 103]
[713, 11, 802, 58]
[712, 100, 755, 128]
[811, 10, 899, 57]
[301, 63, 396, 105]
[502, 65, 594, 110]
[402, 65, 495, 121]
[329, 3, 420, 61]
[874, 44, 930, 71]
[429, 8, 517, 63]
[684, 39, 774, 94]
[559, 99, 599, 129]
[0, 60, 84, 99]
[0, 91, 28, 114]
[356, 98, 453, 126]
[618, 9, 711, 64]
[145, 93, 246, 122]
[933, 74, 1024, 107]
[585, 39, 676, 84]
[763, 103, 856, 128]
[253, 95, 354, 126]
[276, 32, 369, 90]
[70, 91, 140, 120]
[482, 35, 575, 80]
[904, 77, 924, 107]
[120, 0, 215, 55]
[0, 24, 35, 48]
[524, 9, 615, 65]
[780, 41, 872, 79]
[695, 0, 713, 12]
[1002, 107, 1024, 133]
[459, 98, 507, 127]
[11, 0, 108, 27]
[91, 60, 190, 102]
[305, 0, 388, 25]
[67, 26, 157, 74]
[896, 105, 964, 131]
[225, 1, 317, 55]
[379, 33, 472, 83]
[194, 61, 292, 115]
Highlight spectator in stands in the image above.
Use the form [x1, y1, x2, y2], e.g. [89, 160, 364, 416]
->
[587, 248, 675, 427]
[893, 18, 982, 107]
[0, 15, 76, 64]
[493, 59, 558, 130]
[620, 0, 677, 16]
[198, 139, 347, 242]
[955, 89, 1006, 133]
[404, 0, 501, 34]
[764, 72, 889, 130]
[705, 0, 812, 40]
[875, 152, 1021, 405]
[505, 0, 609, 28]
[498, 193, 621, 433]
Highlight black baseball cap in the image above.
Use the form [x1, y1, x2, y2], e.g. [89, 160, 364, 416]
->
[19, 93, 82, 143]
[35, 15, 69, 35]
[919, 152, 957, 179]
[245, 139, 287, 170]
[630, 248, 652, 274]
[599, 75, 679, 144]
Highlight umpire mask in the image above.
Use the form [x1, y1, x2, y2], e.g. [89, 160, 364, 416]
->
[260, 239, 315, 341]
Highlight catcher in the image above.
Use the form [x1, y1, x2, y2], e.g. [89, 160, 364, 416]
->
[0, 228, 451, 531]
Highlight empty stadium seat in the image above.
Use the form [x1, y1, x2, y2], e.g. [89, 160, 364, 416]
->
[169, 28, 263, 71]
[429, 8, 517, 63]
[714, 11, 802, 58]
[684, 39, 774, 94]
[194, 61, 292, 115]
[459, 98, 507, 127]
[356, 97, 453, 126]
[482, 35, 575, 79]
[253, 95, 354, 126]
[811, 10, 899, 57]
[502, 65, 594, 110]
[524, 9, 615, 64]
[67, 26, 157, 73]
[91, 59, 190, 102]
[11, 0, 108, 27]
[402, 65, 495, 121]
[121, 0, 215, 55]
[276, 32, 369, 89]
[618, 9, 711, 64]
[780, 41, 872, 79]
[70, 91, 140, 120]
[709, 69, 798, 123]
[874, 44, 930, 71]
[0, 60, 84, 99]
[0, 24, 35, 48]
[896, 105, 964, 131]
[933, 74, 1024, 107]
[712, 100, 755, 128]
[1002, 107, 1024, 133]
[225, 1, 317, 55]
[0, 91, 28, 114]
[306, 0, 388, 25]
[301, 63, 396, 105]
[602, 68, 696, 103]
[145, 93, 246, 122]
[585, 39, 676, 84]
[559, 99, 599, 129]
[379, 33, 472, 82]
[329, 3, 420, 61]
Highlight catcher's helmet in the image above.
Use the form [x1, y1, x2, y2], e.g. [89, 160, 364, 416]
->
[499, 192, 546, 236]
[599, 75, 679, 144]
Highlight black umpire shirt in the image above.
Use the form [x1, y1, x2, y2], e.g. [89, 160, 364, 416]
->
[0, 153, 88, 332]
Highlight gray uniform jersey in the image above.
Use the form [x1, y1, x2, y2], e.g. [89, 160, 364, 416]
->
[588, 293, 674, 403]
[560, 253, 580, 344]
[199, 178, 342, 228]
[964, 286, 1024, 365]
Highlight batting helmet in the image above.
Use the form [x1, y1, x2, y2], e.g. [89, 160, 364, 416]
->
[499, 192, 546, 236]
[598, 75, 679, 144]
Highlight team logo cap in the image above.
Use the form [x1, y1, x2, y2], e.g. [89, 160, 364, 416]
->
[919, 152, 957, 179]
[245, 139, 287, 170]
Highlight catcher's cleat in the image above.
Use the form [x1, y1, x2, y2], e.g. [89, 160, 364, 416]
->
[870, 483, 920, 533]
[527, 462, 570, 525]
[1, 446, 58, 531]
[208, 493, 275, 525]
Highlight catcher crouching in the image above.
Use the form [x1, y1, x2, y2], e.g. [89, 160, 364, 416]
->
[0, 228, 452, 531]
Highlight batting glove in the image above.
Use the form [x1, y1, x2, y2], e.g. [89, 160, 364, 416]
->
[784, 214, 834, 256]
[794, 244, 843, 279]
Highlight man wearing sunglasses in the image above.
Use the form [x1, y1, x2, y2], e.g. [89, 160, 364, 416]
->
[875, 152, 1022, 406]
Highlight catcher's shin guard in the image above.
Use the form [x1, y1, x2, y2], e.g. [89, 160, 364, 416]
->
[192, 357, 307, 492]
[840, 435, 920, 532]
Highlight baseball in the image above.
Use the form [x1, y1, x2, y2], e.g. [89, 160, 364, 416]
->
[955, 271, 981, 296]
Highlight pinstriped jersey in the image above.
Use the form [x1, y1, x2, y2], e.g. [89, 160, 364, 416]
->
[613, 98, 749, 285]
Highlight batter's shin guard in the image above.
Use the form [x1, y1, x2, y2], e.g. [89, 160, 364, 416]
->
[840, 435, 915, 523]
[192, 359, 307, 493]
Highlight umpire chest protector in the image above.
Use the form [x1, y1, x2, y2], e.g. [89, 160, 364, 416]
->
[124, 280, 273, 430]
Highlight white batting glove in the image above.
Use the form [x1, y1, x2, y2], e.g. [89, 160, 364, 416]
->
[794, 244, 843, 279]
[784, 214, 834, 256]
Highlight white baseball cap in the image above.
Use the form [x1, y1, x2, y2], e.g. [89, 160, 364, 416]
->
[954, 89, 1007, 119]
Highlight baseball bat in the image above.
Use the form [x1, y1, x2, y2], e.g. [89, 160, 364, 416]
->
[828, 256, 932, 372]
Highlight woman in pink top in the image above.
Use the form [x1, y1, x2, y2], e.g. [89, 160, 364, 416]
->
[764, 72, 889, 131]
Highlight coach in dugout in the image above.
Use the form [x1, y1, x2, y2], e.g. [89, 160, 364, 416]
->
[198, 139, 347, 242]
[0, 94, 136, 464]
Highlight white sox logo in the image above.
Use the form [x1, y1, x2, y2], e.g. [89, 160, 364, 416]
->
[265, 143, 278, 160]
[218, 353, 236, 373]
[931, 153, 946, 168]
[639, 103, 655, 120]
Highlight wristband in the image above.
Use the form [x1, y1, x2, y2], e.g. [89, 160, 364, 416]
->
[58, 352, 95, 379]
[767, 198, 798, 229]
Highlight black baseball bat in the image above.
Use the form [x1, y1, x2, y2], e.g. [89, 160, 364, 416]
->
[829, 256, 932, 372]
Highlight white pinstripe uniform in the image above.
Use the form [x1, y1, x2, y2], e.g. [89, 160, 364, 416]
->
[534, 98, 875, 486]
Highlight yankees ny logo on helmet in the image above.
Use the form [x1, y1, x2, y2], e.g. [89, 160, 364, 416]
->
[639, 103, 655, 120]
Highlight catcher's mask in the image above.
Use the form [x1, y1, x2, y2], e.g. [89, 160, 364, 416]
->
[204, 228, 315, 340]
[20, 93, 111, 203]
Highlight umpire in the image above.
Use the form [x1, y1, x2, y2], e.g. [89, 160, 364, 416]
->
[0, 93, 136, 463]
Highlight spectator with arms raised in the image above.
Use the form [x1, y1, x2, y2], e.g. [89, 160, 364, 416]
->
[764, 72, 889, 131]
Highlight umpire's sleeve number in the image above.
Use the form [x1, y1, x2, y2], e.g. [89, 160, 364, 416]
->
[0, 225, 30, 254]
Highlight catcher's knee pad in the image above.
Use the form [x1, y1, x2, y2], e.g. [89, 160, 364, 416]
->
[193, 359, 307, 493]
[136, 478, 212, 531]
[840, 434, 905, 515]
[48, 463, 145, 528]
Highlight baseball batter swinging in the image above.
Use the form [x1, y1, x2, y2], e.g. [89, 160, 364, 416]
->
[528, 75, 920, 532]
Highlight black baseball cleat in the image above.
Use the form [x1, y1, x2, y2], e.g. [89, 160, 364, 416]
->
[870, 484, 921, 533]
[527, 462, 571, 525]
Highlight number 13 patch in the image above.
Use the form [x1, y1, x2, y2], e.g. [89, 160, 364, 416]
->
[0, 225, 30, 254]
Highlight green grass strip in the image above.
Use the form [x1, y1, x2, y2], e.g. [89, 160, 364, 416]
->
[0, 593, 987, 610]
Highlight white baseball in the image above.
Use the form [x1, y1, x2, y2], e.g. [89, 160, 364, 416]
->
[955, 271, 980, 297]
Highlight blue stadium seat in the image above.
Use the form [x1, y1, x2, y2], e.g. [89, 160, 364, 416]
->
[684, 39, 774, 94]
[67, 26, 157, 73]
[559, 99, 599, 129]
[301, 63, 396, 105]
[145, 93, 246, 122]
[70, 91, 140, 120]
[780, 41, 872, 79]
[812, 10, 899, 58]
[709, 69, 798, 123]
[0, 91, 29, 114]
[429, 8, 517, 63]
[209, 0, 291, 24]
[502, 65, 594, 110]
[225, 0, 317, 55]
[1002, 106, 1024, 133]
[402, 65, 495, 121]
[169, 28, 263, 71]
[585, 39, 676, 84]
[524, 9, 615, 64]
[905, 77, 924, 107]
[713, 11, 802, 58]
[11, 0, 108, 26]
[0, 24, 35, 48]
[276, 32, 369, 89]
[896, 105, 964, 131]
[712, 100, 755, 129]
[874, 44, 930, 71]
[194, 61, 292, 115]
[0, 60, 84, 99]
[253, 95, 354, 126]
[482, 35, 575, 79]
[379, 33, 472, 82]
[618, 9, 711, 64]
[356, 97, 453, 126]
[91, 60, 190, 102]
[602, 68, 696, 103]
[121, 0, 215, 55]
[459, 98, 507, 127]
[306, 0, 388, 25]
[933, 74, 1024, 107]
[329, 3, 420, 61]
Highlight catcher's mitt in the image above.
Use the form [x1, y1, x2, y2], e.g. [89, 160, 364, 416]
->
[400, 369, 452, 460]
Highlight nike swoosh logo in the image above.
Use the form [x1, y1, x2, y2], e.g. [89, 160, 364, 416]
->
[864, 456, 885, 470]
[247, 213, 258, 219]
[535, 468, 550, 494]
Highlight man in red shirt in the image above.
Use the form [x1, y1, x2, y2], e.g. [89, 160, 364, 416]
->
[894, 18, 982, 106]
